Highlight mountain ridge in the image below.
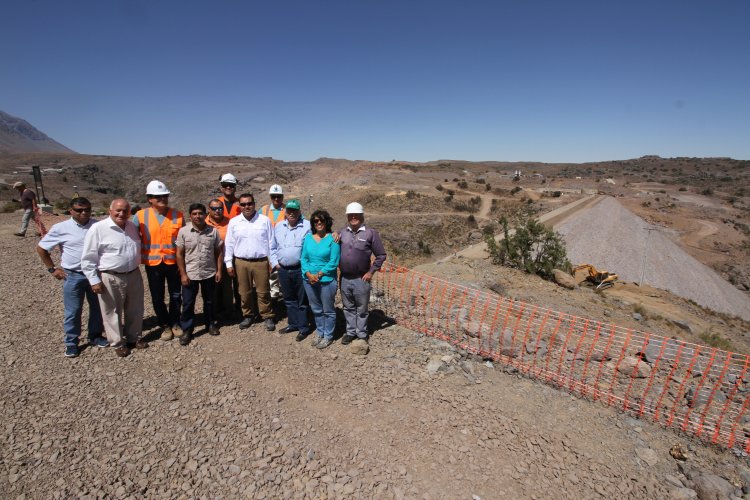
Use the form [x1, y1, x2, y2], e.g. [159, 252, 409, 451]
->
[0, 110, 75, 154]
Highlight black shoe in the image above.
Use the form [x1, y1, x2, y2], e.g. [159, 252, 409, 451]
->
[179, 333, 193, 346]
[264, 319, 275, 332]
[279, 326, 298, 334]
[209, 324, 220, 336]
[239, 317, 253, 329]
[295, 332, 308, 342]
[340, 335, 356, 345]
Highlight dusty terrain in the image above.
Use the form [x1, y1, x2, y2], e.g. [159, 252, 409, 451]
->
[1, 213, 750, 499]
[2, 154, 750, 497]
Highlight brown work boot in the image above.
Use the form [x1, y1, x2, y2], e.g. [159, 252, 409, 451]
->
[172, 325, 184, 338]
[160, 326, 174, 341]
[115, 346, 131, 358]
[128, 340, 149, 350]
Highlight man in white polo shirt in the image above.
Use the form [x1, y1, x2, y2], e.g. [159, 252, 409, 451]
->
[81, 198, 146, 358]
[224, 193, 276, 331]
[37, 197, 106, 358]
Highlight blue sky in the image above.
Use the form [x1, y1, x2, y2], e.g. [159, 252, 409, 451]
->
[2, 0, 748, 162]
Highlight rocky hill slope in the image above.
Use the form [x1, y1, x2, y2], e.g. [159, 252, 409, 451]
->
[0, 110, 74, 154]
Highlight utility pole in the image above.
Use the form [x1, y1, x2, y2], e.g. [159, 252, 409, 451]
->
[639, 227, 658, 286]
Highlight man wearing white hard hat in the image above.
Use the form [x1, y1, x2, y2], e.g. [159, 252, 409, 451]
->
[133, 180, 185, 341]
[338, 202, 387, 345]
[260, 184, 287, 300]
[218, 173, 241, 219]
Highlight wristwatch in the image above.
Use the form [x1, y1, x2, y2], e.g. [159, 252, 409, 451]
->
[47, 267, 56, 273]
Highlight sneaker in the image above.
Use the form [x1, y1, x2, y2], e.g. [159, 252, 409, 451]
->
[160, 326, 174, 341]
[316, 338, 333, 349]
[295, 332, 308, 342]
[209, 324, 220, 336]
[90, 337, 109, 348]
[239, 317, 253, 329]
[340, 335, 355, 346]
[172, 325, 184, 338]
[179, 332, 193, 346]
[115, 346, 130, 358]
[311, 336, 322, 347]
[64, 345, 79, 358]
[264, 319, 275, 332]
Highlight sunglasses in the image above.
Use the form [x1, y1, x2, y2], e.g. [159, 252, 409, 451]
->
[71, 207, 92, 213]
[221, 183, 236, 188]
[209, 206, 224, 211]
[151, 195, 169, 200]
[239, 201, 255, 207]
[271, 195, 283, 199]
[312, 219, 325, 224]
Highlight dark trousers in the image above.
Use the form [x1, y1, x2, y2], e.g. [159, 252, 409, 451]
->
[213, 263, 235, 322]
[180, 277, 216, 333]
[145, 263, 181, 327]
[278, 265, 309, 334]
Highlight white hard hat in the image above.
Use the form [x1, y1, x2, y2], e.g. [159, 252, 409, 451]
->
[345, 202, 364, 214]
[269, 184, 283, 195]
[220, 173, 237, 184]
[146, 180, 170, 196]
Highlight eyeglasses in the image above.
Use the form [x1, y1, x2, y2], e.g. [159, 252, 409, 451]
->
[209, 206, 224, 211]
[238, 201, 255, 207]
[313, 219, 325, 225]
[221, 183, 236, 188]
[270, 195, 282, 199]
[71, 207, 92, 213]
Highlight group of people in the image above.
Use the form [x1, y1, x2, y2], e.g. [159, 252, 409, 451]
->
[34, 173, 386, 358]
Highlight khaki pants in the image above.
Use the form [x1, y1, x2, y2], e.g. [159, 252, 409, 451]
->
[98, 269, 145, 347]
[235, 258, 272, 319]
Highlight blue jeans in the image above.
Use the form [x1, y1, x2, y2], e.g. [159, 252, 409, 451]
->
[145, 263, 182, 327]
[303, 279, 337, 339]
[278, 265, 309, 334]
[63, 270, 104, 346]
[340, 276, 371, 339]
[180, 278, 215, 333]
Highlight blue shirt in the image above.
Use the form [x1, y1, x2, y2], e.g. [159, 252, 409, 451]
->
[270, 218, 311, 268]
[301, 233, 340, 283]
[38, 217, 97, 272]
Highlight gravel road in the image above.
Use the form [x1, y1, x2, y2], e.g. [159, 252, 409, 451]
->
[0, 213, 747, 499]
[556, 196, 750, 321]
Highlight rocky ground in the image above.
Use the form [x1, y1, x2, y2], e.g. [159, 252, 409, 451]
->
[2, 214, 750, 499]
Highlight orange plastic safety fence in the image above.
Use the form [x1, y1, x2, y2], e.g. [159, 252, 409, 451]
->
[371, 261, 750, 452]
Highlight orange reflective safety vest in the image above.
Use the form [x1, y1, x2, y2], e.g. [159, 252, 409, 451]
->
[138, 207, 184, 266]
[219, 196, 241, 219]
[260, 204, 286, 227]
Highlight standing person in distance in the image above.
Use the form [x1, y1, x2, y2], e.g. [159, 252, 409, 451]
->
[301, 209, 340, 349]
[81, 199, 146, 358]
[175, 203, 223, 345]
[13, 181, 38, 237]
[37, 197, 106, 358]
[338, 202, 386, 345]
[218, 173, 241, 219]
[206, 198, 236, 324]
[224, 193, 276, 331]
[133, 180, 184, 341]
[261, 184, 286, 300]
[270, 199, 311, 341]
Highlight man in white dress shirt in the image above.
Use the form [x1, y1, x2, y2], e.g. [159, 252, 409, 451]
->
[81, 199, 147, 357]
[37, 197, 106, 358]
[225, 193, 276, 331]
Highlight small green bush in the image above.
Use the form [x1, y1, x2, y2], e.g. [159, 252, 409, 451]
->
[699, 330, 732, 351]
[485, 217, 570, 279]
[2, 201, 21, 213]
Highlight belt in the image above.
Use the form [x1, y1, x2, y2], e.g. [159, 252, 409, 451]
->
[101, 268, 138, 275]
[279, 263, 301, 270]
[341, 273, 363, 280]
[237, 256, 267, 262]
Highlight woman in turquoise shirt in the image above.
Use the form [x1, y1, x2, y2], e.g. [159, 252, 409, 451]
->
[301, 209, 340, 349]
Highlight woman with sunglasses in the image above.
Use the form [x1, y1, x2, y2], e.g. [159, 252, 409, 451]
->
[300, 210, 340, 349]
